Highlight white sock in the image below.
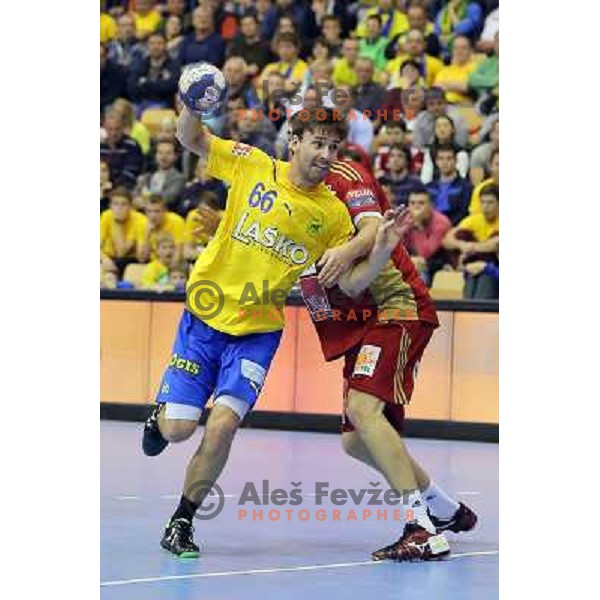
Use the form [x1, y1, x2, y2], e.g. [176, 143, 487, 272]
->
[422, 481, 460, 520]
[405, 489, 436, 534]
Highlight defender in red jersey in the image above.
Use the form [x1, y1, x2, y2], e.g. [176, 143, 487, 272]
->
[297, 148, 477, 562]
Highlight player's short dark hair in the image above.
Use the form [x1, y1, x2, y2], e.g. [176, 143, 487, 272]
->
[432, 143, 457, 160]
[388, 143, 412, 165]
[109, 186, 132, 203]
[275, 31, 300, 48]
[480, 183, 499, 202]
[366, 13, 383, 27]
[290, 107, 349, 141]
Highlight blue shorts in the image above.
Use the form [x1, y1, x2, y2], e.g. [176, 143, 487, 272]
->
[156, 310, 282, 411]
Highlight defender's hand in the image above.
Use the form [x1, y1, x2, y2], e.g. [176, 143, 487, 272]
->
[318, 245, 355, 288]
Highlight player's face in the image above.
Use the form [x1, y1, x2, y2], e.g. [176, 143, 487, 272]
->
[408, 193, 431, 221]
[480, 194, 499, 221]
[110, 196, 131, 221]
[292, 129, 343, 184]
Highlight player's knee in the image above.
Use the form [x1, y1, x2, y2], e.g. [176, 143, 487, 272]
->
[203, 405, 240, 451]
[345, 392, 383, 429]
[161, 419, 197, 442]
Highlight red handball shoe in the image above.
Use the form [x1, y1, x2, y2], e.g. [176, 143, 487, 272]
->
[429, 502, 478, 534]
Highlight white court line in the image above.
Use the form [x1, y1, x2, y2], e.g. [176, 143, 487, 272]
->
[115, 496, 142, 501]
[457, 492, 481, 496]
[100, 550, 499, 587]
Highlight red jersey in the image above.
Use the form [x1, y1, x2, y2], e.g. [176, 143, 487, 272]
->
[300, 159, 438, 362]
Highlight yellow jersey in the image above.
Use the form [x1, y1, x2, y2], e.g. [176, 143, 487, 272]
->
[141, 260, 169, 288]
[100, 13, 117, 43]
[332, 58, 358, 87]
[187, 135, 354, 336]
[100, 209, 147, 258]
[134, 9, 162, 39]
[355, 8, 409, 40]
[387, 54, 444, 87]
[434, 60, 479, 104]
[263, 59, 308, 83]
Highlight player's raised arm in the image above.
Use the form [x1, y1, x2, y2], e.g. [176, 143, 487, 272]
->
[176, 106, 210, 158]
[338, 208, 413, 298]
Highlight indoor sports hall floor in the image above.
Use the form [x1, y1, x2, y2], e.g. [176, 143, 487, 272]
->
[101, 421, 499, 599]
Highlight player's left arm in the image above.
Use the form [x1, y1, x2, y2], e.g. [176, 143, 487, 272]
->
[338, 208, 413, 298]
[317, 216, 380, 288]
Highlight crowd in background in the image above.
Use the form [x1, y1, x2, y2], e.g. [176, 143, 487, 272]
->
[101, 0, 499, 299]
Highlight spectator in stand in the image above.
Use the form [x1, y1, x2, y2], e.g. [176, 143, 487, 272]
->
[101, 6, 117, 43]
[421, 114, 469, 183]
[406, 2, 440, 56]
[110, 98, 152, 156]
[403, 187, 453, 284]
[271, 15, 313, 60]
[261, 0, 318, 44]
[311, 0, 355, 38]
[476, 6, 499, 53]
[183, 191, 225, 261]
[332, 38, 360, 87]
[333, 85, 374, 154]
[165, 15, 185, 61]
[138, 195, 185, 263]
[350, 57, 385, 120]
[469, 31, 499, 114]
[232, 110, 276, 157]
[223, 57, 262, 110]
[127, 32, 179, 114]
[163, 0, 192, 33]
[101, 43, 126, 115]
[311, 37, 332, 63]
[226, 13, 274, 77]
[175, 159, 227, 217]
[100, 110, 144, 190]
[100, 187, 148, 276]
[320, 15, 343, 58]
[412, 86, 469, 149]
[107, 13, 145, 69]
[358, 14, 388, 71]
[373, 120, 424, 177]
[100, 161, 112, 213]
[261, 71, 288, 132]
[470, 148, 499, 214]
[470, 117, 498, 185]
[426, 144, 471, 225]
[385, 29, 444, 88]
[261, 32, 308, 93]
[378, 144, 422, 208]
[135, 140, 186, 210]
[169, 263, 189, 292]
[443, 183, 499, 299]
[179, 6, 226, 67]
[434, 35, 479, 105]
[200, 0, 239, 42]
[140, 233, 177, 290]
[134, 0, 163, 41]
[355, 0, 409, 41]
[100, 264, 119, 290]
[435, 0, 483, 60]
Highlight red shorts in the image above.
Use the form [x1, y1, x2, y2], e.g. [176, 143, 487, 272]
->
[341, 321, 435, 434]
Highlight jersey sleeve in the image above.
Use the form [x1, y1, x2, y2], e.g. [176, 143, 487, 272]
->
[205, 134, 271, 186]
[342, 182, 383, 227]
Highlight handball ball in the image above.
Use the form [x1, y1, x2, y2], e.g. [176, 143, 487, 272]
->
[178, 62, 227, 116]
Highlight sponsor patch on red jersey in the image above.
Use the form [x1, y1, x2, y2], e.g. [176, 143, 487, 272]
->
[346, 187, 379, 210]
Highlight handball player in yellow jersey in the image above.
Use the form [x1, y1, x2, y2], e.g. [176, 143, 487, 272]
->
[142, 104, 411, 558]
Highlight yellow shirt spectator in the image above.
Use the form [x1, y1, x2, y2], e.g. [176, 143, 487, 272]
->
[134, 8, 162, 39]
[355, 7, 409, 40]
[470, 177, 499, 215]
[262, 59, 308, 85]
[434, 60, 479, 104]
[141, 260, 169, 288]
[332, 58, 358, 87]
[100, 13, 117, 43]
[387, 54, 444, 87]
[100, 209, 148, 258]
[457, 213, 499, 242]
[148, 212, 185, 259]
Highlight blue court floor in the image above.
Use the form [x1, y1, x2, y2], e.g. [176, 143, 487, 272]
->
[101, 421, 499, 599]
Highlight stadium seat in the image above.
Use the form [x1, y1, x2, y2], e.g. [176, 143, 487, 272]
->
[122, 263, 147, 289]
[141, 108, 177, 136]
[429, 271, 465, 300]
